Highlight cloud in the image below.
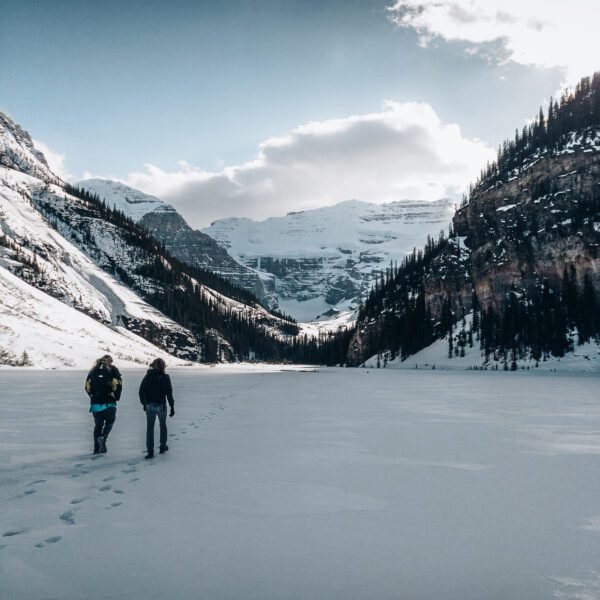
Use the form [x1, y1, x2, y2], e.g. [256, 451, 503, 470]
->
[33, 139, 72, 181]
[121, 101, 494, 228]
[387, 1, 599, 85]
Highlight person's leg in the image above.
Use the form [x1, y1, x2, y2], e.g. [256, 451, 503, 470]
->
[158, 406, 168, 449]
[146, 406, 157, 452]
[93, 412, 104, 452]
[102, 407, 116, 440]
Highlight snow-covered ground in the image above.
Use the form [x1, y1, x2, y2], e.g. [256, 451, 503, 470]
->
[2, 368, 600, 599]
[364, 320, 600, 373]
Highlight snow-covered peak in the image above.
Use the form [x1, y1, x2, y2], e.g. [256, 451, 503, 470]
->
[0, 112, 58, 183]
[77, 179, 176, 222]
[204, 198, 455, 260]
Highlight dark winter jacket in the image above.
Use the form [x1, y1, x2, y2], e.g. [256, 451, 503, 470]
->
[139, 368, 174, 409]
[85, 365, 123, 405]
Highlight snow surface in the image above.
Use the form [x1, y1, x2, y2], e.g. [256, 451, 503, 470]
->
[2, 368, 600, 599]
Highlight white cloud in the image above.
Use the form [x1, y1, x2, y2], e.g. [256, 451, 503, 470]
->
[121, 101, 494, 229]
[387, 1, 599, 85]
[32, 139, 72, 181]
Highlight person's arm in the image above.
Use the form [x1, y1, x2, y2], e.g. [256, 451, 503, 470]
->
[84, 370, 93, 398]
[112, 367, 123, 401]
[139, 375, 148, 409]
[165, 374, 175, 416]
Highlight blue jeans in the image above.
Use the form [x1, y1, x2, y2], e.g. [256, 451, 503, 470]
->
[146, 405, 167, 451]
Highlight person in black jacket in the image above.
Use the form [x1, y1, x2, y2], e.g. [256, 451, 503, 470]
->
[139, 358, 175, 459]
[85, 355, 122, 454]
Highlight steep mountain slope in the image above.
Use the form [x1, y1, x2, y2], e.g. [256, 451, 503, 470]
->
[78, 179, 270, 304]
[203, 199, 455, 321]
[0, 171, 198, 365]
[0, 112, 303, 366]
[348, 73, 600, 368]
[0, 265, 186, 368]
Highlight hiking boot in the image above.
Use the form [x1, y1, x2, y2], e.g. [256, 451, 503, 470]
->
[97, 436, 106, 453]
[159, 445, 169, 454]
[145, 451, 154, 459]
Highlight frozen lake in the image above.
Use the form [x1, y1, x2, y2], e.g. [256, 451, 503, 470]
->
[1, 367, 600, 599]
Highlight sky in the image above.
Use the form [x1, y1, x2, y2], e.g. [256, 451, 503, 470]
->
[0, 0, 595, 228]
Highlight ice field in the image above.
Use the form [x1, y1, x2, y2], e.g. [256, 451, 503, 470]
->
[2, 367, 600, 599]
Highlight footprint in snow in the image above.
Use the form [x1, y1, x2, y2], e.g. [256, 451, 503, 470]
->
[3, 527, 29, 537]
[102, 476, 116, 482]
[70, 497, 89, 505]
[72, 468, 90, 478]
[122, 467, 137, 474]
[169, 434, 176, 438]
[99, 485, 112, 492]
[113, 489, 124, 495]
[111, 502, 122, 507]
[129, 478, 140, 482]
[23, 489, 36, 496]
[29, 479, 46, 485]
[60, 510, 77, 525]
[36, 536, 62, 548]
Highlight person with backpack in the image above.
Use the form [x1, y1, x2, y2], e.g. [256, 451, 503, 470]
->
[139, 358, 175, 459]
[85, 354, 122, 454]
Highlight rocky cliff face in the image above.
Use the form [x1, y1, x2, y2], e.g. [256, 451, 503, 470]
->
[139, 210, 270, 304]
[79, 179, 270, 305]
[454, 146, 600, 312]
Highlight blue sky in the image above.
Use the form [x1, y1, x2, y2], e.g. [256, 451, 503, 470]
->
[0, 0, 589, 226]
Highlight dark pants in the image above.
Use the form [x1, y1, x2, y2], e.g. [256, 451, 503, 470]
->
[146, 404, 167, 451]
[93, 407, 116, 450]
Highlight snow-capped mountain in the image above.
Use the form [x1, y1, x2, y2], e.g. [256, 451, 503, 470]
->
[78, 179, 270, 304]
[202, 199, 455, 321]
[0, 112, 300, 368]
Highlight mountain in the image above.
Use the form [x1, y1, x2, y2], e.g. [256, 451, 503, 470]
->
[77, 179, 270, 304]
[347, 73, 600, 369]
[0, 111, 313, 368]
[202, 198, 455, 322]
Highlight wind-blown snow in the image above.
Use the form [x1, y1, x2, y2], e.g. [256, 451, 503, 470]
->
[1, 368, 600, 599]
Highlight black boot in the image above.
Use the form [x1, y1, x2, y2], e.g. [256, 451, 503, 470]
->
[159, 445, 169, 454]
[97, 436, 107, 454]
[145, 451, 154, 459]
